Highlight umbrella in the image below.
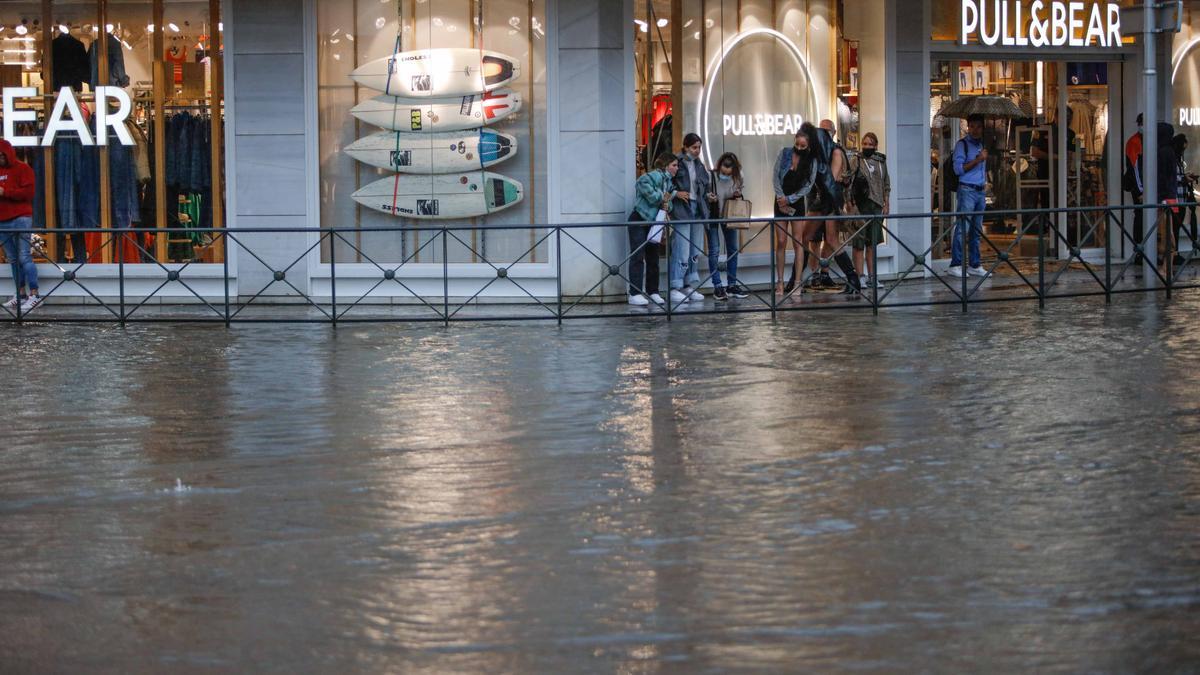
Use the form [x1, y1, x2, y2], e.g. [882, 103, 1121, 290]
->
[937, 95, 1024, 120]
[938, 95, 1026, 159]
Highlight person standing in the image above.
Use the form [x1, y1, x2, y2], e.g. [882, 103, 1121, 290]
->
[0, 140, 40, 312]
[1171, 133, 1198, 260]
[1155, 122, 1180, 266]
[627, 153, 678, 307]
[773, 129, 817, 297]
[804, 122, 859, 292]
[1124, 114, 1144, 257]
[665, 134, 709, 305]
[847, 132, 890, 289]
[949, 114, 990, 279]
[706, 152, 747, 301]
[668, 134, 710, 305]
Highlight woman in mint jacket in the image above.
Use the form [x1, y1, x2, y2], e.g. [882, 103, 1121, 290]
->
[627, 152, 681, 306]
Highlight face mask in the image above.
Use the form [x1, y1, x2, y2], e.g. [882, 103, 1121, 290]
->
[718, 173, 732, 181]
[1138, 126, 1144, 134]
[862, 149, 876, 158]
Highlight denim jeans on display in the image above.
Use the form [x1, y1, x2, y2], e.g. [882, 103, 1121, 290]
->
[1, 216, 38, 293]
[952, 185, 985, 268]
[706, 223, 740, 289]
[670, 201, 703, 290]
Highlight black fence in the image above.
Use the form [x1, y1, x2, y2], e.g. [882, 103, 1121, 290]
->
[1, 202, 1197, 325]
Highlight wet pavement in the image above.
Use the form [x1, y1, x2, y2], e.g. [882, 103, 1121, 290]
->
[2, 296, 1199, 673]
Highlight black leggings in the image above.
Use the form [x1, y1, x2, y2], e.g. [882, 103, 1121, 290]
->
[627, 215, 661, 296]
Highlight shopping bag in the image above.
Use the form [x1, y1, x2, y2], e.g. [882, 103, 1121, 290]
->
[648, 208, 668, 244]
[722, 198, 752, 229]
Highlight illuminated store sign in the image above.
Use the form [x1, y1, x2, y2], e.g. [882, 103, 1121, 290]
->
[723, 113, 806, 137]
[697, 28, 817, 167]
[2, 86, 135, 147]
[960, 0, 1122, 48]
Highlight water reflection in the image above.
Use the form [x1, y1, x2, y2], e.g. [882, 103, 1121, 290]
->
[1, 296, 1199, 671]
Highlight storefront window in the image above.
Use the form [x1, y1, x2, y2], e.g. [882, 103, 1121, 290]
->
[317, 0, 548, 266]
[0, 0, 225, 267]
[930, 58, 1117, 260]
[635, 0, 886, 257]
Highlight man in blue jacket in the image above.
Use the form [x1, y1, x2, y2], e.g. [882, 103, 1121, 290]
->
[950, 114, 991, 279]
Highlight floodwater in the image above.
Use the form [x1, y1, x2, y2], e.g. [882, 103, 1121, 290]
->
[2, 297, 1199, 673]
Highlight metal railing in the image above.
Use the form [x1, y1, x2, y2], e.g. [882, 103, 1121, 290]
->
[1, 202, 1197, 325]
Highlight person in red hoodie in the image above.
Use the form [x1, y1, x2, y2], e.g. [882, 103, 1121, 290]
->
[0, 140, 39, 312]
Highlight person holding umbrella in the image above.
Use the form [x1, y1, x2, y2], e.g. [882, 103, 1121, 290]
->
[949, 113, 990, 279]
[938, 95, 1023, 279]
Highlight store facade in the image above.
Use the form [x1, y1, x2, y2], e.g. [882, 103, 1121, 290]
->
[1, 0, 1186, 302]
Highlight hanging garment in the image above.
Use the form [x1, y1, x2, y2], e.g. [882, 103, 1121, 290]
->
[52, 33, 90, 91]
[1069, 99, 1098, 155]
[1094, 102, 1110, 159]
[165, 46, 188, 85]
[88, 34, 130, 88]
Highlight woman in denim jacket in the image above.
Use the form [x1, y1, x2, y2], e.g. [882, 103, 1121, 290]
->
[669, 134, 710, 305]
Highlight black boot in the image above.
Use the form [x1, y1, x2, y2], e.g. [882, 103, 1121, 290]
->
[834, 251, 860, 292]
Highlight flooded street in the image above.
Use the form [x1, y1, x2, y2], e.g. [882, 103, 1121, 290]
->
[2, 297, 1199, 672]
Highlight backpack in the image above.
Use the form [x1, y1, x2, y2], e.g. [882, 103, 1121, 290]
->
[942, 139, 964, 193]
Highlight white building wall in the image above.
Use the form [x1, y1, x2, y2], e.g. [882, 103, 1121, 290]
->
[228, 0, 312, 297]
[551, 0, 637, 299]
[886, 0, 932, 272]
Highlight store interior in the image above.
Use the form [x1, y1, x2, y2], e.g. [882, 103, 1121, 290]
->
[0, 1, 224, 267]
[930, 58, 1123, 262]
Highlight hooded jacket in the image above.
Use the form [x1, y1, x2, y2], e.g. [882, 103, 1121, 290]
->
[1156, 122, 1179, 202]
[0, 140, 36, 222]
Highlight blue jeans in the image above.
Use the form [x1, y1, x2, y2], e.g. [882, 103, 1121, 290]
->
[952, 186, 984, 268]
[670, 202, 703, 290]
[1, 216, 38, 294]
[706, 224, 740, 289]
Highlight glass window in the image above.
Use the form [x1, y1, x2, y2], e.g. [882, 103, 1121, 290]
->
[0, 1, 225, 267]
[634, 0, 885, 255]
[317, 0, 548, 266]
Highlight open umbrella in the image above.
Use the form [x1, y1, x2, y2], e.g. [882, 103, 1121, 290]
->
[937, 95, 1024, 121]
[938, 95, 1026, 168]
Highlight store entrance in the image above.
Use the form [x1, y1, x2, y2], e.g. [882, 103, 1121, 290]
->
[931, 58, 1123, 265]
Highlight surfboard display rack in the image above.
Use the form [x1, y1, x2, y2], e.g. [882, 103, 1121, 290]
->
[345, 47, 526, 221]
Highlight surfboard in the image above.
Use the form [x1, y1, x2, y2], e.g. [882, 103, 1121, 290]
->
[352, 172, 524, 219]
[345, 130, 517, 174]
[350, 89, 523, 133]
[350, 48, 521, 98]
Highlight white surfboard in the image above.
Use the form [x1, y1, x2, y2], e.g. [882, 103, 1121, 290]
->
[352, 172, 524, 220]
[350, 89, 523, 133]
[345, 130, 517, 174]
[350, 48, 521, 98]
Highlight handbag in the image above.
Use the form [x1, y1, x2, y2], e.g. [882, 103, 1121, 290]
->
[721, 197, 752, 230]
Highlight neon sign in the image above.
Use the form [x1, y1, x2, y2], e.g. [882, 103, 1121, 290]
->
[2, 86, 135, 147]
[960, 0, 1122, 48]
[697, 28, 817, 168]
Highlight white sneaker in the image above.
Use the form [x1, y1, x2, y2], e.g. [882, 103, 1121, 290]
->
[685, 287, 704, 302]
[627, 293, 649, 306]
[946, 265, 965, 278]
[2, 296, 19, 310]
[19, 295, 41, 312]
[648, 293, 665, 306]
[968, 266, 991, 278]
[669, 289, 689, 304]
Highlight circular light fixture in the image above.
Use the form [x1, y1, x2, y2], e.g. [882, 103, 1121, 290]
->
[696, 27, 818, 169]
